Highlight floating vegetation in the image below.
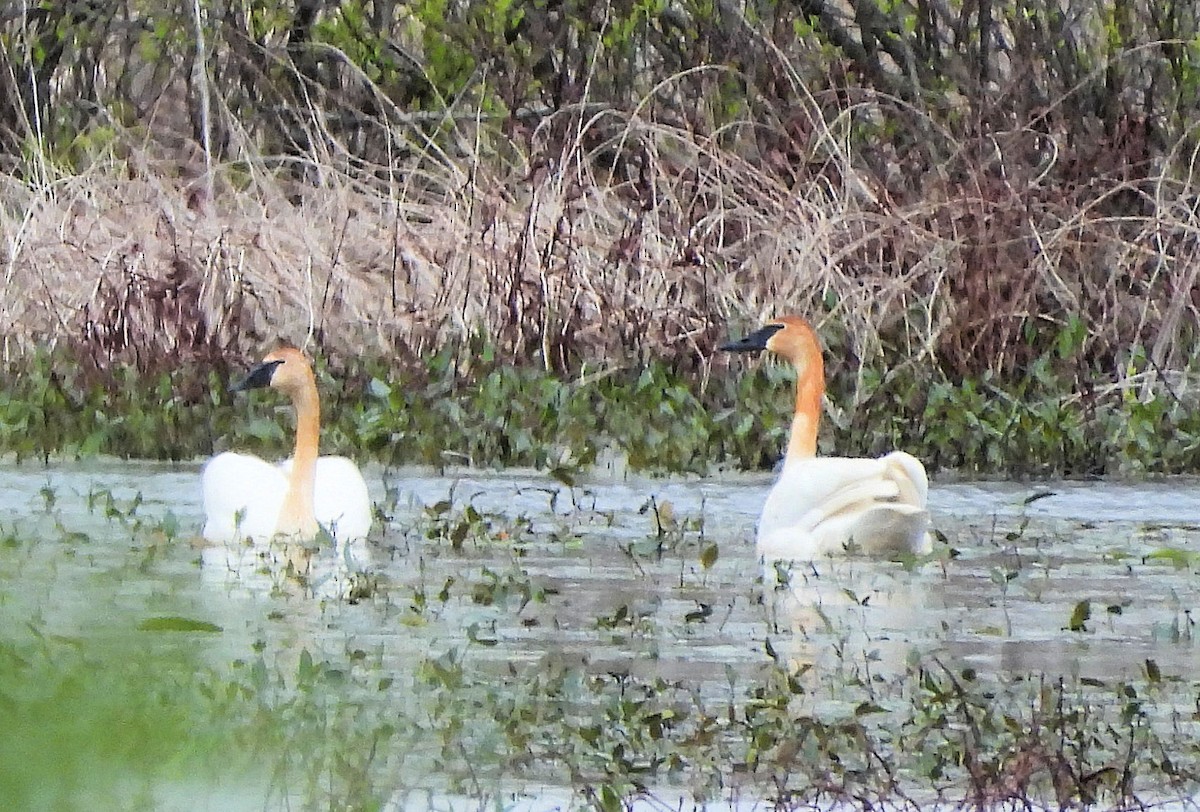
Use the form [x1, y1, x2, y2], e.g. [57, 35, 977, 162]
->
[3, 465, 1200, 810]
[137, 616, 223, 632]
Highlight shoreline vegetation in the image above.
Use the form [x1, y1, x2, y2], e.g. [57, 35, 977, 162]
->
[2, 2, 1199, 475]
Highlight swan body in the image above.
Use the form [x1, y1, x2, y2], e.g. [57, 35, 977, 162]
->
[202, 454, 372, 543]
[721, 316, 931, 560]
[201, 346, 372, 547]
[757, 452, 930, 558]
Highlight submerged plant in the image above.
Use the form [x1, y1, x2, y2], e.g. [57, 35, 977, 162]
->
[417, 497, 534, 550]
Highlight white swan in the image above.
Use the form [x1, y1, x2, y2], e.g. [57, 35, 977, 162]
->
[202, 345, 372, 547]
[721, 316, 932, 559]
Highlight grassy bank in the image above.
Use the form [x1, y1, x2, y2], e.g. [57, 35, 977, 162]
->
[1, 125, 1197, 478]
[3, 3, 1200, 477]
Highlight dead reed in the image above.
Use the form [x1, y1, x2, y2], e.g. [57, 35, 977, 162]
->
[0, 91, 1196, 408]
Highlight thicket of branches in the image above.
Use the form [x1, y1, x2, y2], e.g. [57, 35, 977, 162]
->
[1, 0, 1199, 387]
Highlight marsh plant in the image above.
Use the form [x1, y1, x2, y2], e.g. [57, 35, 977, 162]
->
[2, 0, 1200, 482]
[1, 340, 1199, 480]
[8, 609, 1199, 811]
[418, 495, 535, 551]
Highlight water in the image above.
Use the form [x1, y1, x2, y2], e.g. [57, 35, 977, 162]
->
[2, 460, 1198, 809]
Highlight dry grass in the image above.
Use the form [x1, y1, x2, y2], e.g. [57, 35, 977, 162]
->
[1, 84, 1198, 400]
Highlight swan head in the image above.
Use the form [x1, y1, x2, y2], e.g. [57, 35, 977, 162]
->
[720, 316, 822, 370]
[232, 345, 314, 398]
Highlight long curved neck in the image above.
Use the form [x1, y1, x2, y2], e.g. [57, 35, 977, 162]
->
[276, 378, 321, 538]
[783, 353, 824, 466]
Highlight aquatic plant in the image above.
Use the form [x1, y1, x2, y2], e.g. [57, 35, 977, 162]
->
[7, 457, 1200, 810]
[417, 497, 534, 550]
[1, 331, 1200, 478]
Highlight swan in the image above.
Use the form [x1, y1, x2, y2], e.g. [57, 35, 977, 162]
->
[721, 316, 932, 560]
[202, 345, 372, 548]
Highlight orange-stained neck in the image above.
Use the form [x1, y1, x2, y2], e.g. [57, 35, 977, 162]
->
[771, 317, 825, 465]
[786, 365, 823, 461]
[275, 363, 321, 538]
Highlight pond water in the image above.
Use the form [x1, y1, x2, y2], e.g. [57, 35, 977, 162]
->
[2, 460, 1199, 810]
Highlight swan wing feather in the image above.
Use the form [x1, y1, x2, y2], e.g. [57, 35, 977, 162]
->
[881, 451, 928, 506]
[278, 456, 373, 541]
[201, 452, 288, 542]
[757, 455, 931, 559]
[312, 456, 373, 541]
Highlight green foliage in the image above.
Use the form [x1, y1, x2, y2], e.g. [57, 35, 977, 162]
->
[828, 326, 1200, 478]
[312, 1, 402, 86]
[0, 354, 226, 462]
[344, 342, 731, 473]
[1068, 599, 1092, 632]
[900, 668, 1161, 805]
[0, 629, 251, 810]
[138, 616, 223, 632]
[2, 325, 1200, 478]
[419, 498, 534, 550]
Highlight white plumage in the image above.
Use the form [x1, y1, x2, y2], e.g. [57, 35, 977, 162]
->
[756, 452, 931, 559]
[202, 453, 372, 544]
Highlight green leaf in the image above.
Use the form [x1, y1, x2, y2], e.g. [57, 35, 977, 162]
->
[368, 377, 392, 398]
[137, 616, 222, 633]
[1067, 599, 1091, 632]
[1144, 548, 1197, 569]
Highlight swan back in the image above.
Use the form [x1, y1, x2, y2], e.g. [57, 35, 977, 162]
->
[201, 452, 288, 542]
[280, 456, 373, 542]
[757, 455, 931, 558]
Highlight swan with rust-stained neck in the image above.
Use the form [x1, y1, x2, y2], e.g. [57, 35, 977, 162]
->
[202, 345, 372, 548]
[721, 316, 931, 560]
